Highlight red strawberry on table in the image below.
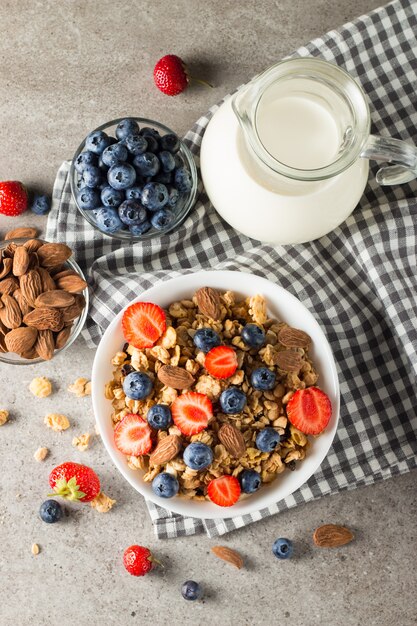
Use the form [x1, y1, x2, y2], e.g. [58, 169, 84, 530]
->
[122, 302, 166, 349]
[153, 54, 213, 96]
[0, 181, 28, 216]
[207, 475, 241, 507]
[171, 391, 213, 436]
[123, 545, 160, 577]
[286, 386, 332, 435]
[114, 413, 153, 456]
[205, 345, 238, 379]
[48, 462, 100, 502]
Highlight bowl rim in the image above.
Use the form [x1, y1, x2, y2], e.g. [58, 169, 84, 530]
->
[92, 270, 340, 519]
[0, 238, 89, 365]
[69, 116, 198, 241]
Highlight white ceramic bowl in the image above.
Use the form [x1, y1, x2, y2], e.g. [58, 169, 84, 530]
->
[92, 270, 339, 519]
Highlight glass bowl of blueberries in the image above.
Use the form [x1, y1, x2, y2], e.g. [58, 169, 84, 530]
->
[70, 117, 198, 240]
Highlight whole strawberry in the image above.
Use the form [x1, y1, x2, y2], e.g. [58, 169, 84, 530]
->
[123, 545, 159, 577]
[153, 54, 212, 96]
[0, 181, 28, 216]
[48, 462, 100, 502]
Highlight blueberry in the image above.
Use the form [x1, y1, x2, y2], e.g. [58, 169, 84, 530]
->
[239, 469, 262, 493]
[141, 182, 168, 211]
[95, 207, 123, 234]
[101, 142, 128, 167]
[152, 472, 179, 498]
[118, 200, 147, 226]
[85, 130, 111, 155]
[150, 209, 174, 230]
[255, 427, 281, 452]
[81, 165, 102, 188]
[183, 442, 213, 470]
[107, 163, 136, 190]
[31, 194, 51, 215]
[174, 154, 184, 169]
[116, 118, 140, 141]
[166, 185, 180, 207]
[74, 150, 97, 173]
[219, 387, 247, 414]
[158, 150, 176, 172]
[192, 328, 221, 353]
[251, 367, 276, 391]
[174, 167, 192, 194]
[101, 185, 125, 208]
[39, 499, 63, 524]
[272, 538, 293, 560]
[147, 404, 172, 429]
[140, 126, 161, 140]
[181, 580, 202, 601]
[122, 371, 153, 400]
[154, 171, 173, 185]
[124, 133, 148, 155]
[125, 186, 143, 201]
[241, 324, 265, 349]
[160, 133, 180, 154]
[129, 221, 152, 236]
[77, 187, 101, 210]
[133, 152, 160, 177]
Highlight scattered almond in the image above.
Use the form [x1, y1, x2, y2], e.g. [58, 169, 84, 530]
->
[195, 286, 222, 319]
[37, 242, 72, 268]
[44, 413, 70, 432]
[149, 434, 182, 466]
[34, 447, 49, 462]
[0, 409, 9, 426]
[31, 543, 40, 556]
[67, 377, 91, 397]
[29, 376, 52, 398]
[23, 238, 43, 253]
[55, 274, 87, 294]
[157, 365, 195, 389]
[278, 326, 312, 349]
[90, 492, 116, 513]
[5, 227, 38, 241]
[23, 307, 63, 332]
[20, 269, 43, 307]
[313, 524, 354, 548]
[4, 326, 37, 354]
[72, 433, 91, 451]
[0, 276, 19, 295]
[12, 246, 30, 277]
[55, 325, 72, 349]
[211, 546, 244, 569]
[274, 350, 303, 372]
[218, 423, 246, 459]
[34, 290, 75, 309]
[34, 329, 55, 360]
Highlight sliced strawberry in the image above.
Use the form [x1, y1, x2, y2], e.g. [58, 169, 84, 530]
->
[207, 475, 241, 507]
[114, 413, 153, 456]
[171, 392, 213, 436]
[286, 387, 332, 435]
[205, 345, 238, 379]
[122, 302, 166, 349]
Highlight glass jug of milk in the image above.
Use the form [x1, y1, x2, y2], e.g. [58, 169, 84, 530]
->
[200, 58, 417, 244]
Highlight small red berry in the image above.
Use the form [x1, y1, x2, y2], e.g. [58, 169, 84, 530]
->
[48, 462, 101, 503]
[154, 55, 189, 96]
[123, 545, 158, 577]
[0, 181, 28, 217]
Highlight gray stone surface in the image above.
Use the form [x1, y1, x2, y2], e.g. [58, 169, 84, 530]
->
[0, 1, 415, 625]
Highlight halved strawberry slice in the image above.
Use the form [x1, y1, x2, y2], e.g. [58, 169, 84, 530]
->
[286, 387, 332, 435]
[122, 302, 166, 349]
[205, 345, 238, 379]
[207, 475, 241, 507]
[114, 413, 153, 456]
[171, 392, 213, 436]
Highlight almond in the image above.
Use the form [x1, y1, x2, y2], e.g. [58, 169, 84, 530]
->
[23, 238, 44, 253]
[34, 329, 55, 360]
[218, 423, 246, 459]
[20, 346, 38, 360]
[157, 365, 195, 389]
[0, 294, 22, 329]
[149, 435, 182, 466]
[275, 350, 303, 372]
[55, 273, 87, 294]
[19, 269, 43, 306]
[313, 524, 354, 548]
[12, 246, 30, 277]
[0, 257, 12, 279]
[62, 294, 86, 323]
[4, 326, 38, 355]
[55, 324, 72, 349]
[195, 286, 222, 320]
[28, 252, 40, 269]
[13, 289, 32, 316]
[35, 290, 75, 309]
[3, 242, 17, 257]
[52, 269, 79, 280]
[278, 326, 312, 349]
[23, 307, 63, 332]
[211, 546, 244, 569]
[37, 243, 72, 268]
[0, 333, 6, 352]
[4, 227, 38, 241]
[0, 276, 19, 295]
[36, 267, 56, 292]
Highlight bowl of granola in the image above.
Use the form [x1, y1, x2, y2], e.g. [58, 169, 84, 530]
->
[92, 271, 339, 519]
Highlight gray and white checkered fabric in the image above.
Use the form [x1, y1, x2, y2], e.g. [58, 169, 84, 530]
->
[47, 0, 417, 539]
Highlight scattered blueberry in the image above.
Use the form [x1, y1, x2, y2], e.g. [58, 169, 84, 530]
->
[81, 165, 102, 188]
[159, 150, 176, 172]
[129, 221, 152, 236]
[239, 469, 262, 493]
[85, 130, 111, 155]
[107, 163, 136, 190]
[122, 371, 153, 400]
[166, 185, 180, 207]
[192, 328, 221, 353]
[31, 194, 51, 215]
[133, 152, 160, 177]
[150, 209, 174, 230]
[183, 442, 214, 470]
[152, 472, 179, 498]
[39, 499, 63, 524]
[101, 142, 128, 167]
[160, 133, 180, 154]
[101, 185, 125, 208]
[116, 118, 140, 141]
[124, 133, 148, 155]
[141, 182, 168, 211]
[241, 324, 266, 349]
[174, 167, 192, 193]
[256, 427, 281, 452]
[118, 200, 147, 226]
[147, 404, 172, 429]
[74, 150, 97, 173]
[125, 186, 143, 201]
[251, 367, 276, 391]
[181, 581, 202, 601]
[220, 387, 247, 414]
[272, 538, 293, 560]
[77, 187, 101, 211]
[95, 207, 124, 234]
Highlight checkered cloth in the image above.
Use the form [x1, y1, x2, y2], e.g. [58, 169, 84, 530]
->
[47, 0, 417, 538]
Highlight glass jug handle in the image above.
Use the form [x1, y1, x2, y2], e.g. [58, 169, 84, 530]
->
[360, 134, 417, 185]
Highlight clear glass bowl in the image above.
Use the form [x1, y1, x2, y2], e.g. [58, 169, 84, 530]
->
[0, 239, 89, 365]
[70, 117, 198, 241]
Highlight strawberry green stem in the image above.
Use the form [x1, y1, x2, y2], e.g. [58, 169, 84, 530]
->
[190, 77, 213, 88]
[48, 477, 86, 502]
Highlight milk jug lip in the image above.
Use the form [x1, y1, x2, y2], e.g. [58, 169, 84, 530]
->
[232, 57, 371, 182]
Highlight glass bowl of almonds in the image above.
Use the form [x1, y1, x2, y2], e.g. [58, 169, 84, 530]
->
[0, 233, 89, 364]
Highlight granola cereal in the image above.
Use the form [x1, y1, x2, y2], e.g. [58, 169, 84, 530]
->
[90, 491, 116, 513]
[72, 433, 91, 451]
[34, 447, 49, 462]
[44, 413, 70, 432]
[29, 376, 52, 398]
[0, 409, 9, 426]
[105, 287, 330, 504]
[68, 377, 91, 397]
